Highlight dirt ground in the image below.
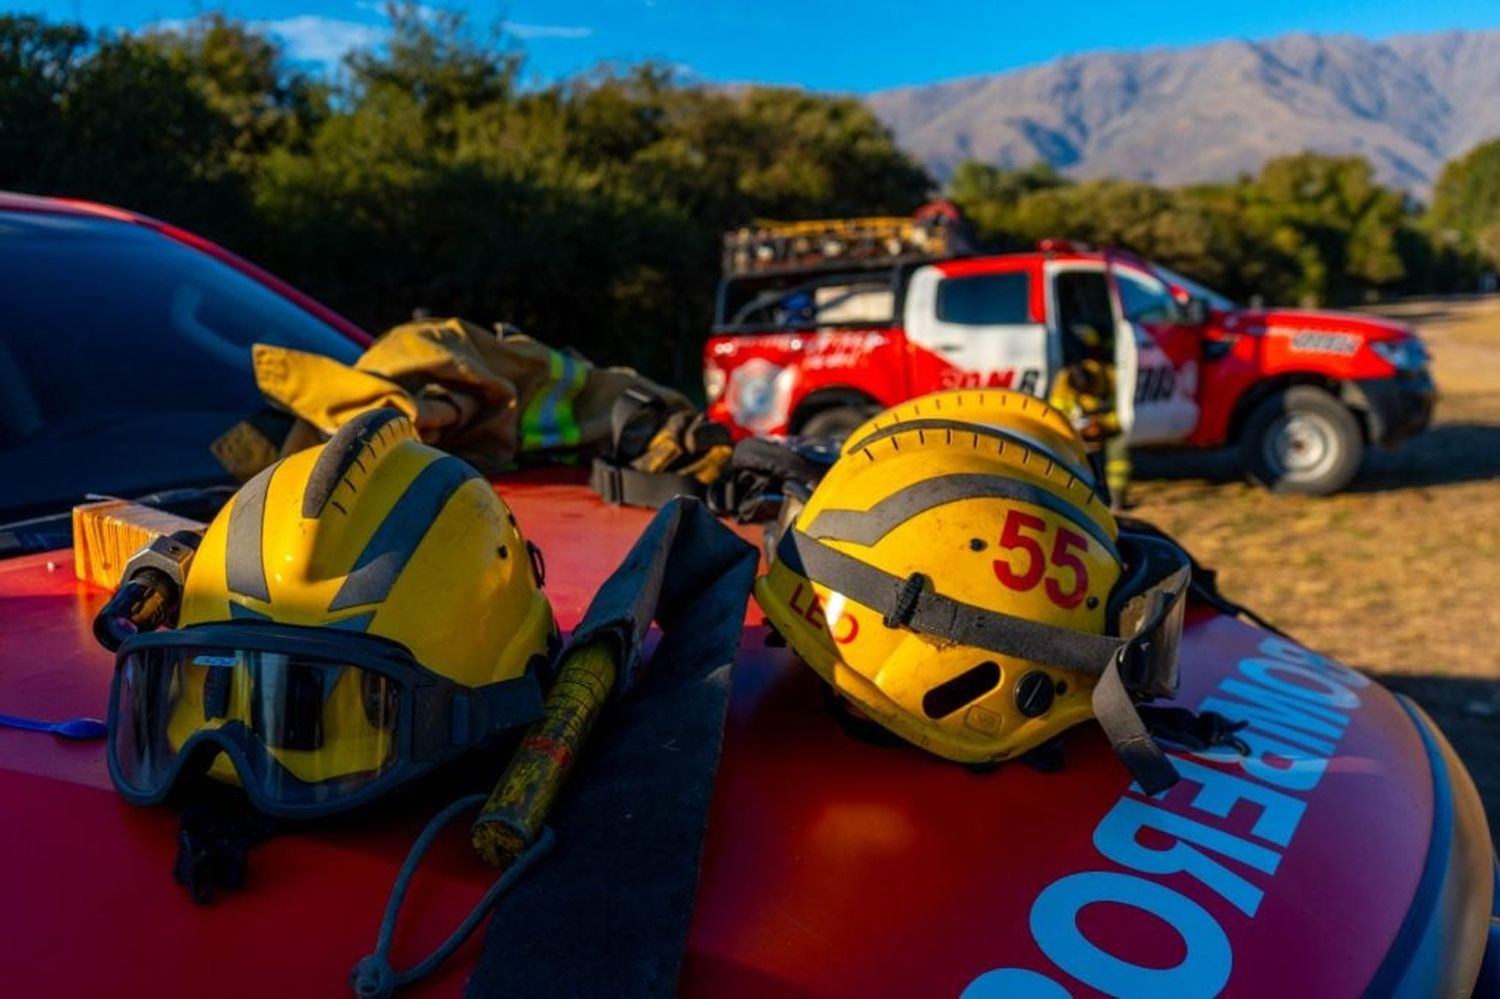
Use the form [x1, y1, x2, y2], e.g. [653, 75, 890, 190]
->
[1131, 294, 1500, 838]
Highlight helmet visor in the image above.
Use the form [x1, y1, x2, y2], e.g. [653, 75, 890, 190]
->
[111, 642, 402, 811]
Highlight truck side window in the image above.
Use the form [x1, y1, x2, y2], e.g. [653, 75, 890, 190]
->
[1053, 271, 1114, 362]
[935, 273, 1030, 326]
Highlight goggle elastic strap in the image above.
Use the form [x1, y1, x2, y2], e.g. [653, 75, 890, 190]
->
[427, 675, 547, 759]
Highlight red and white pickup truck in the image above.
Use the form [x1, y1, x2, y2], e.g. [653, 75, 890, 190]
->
[704, 222, 1435, 494]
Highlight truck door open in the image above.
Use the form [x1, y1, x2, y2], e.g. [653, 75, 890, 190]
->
[1047, 264, 1127, 425]
[1106, 257, 1200, 445]
[1047, 262, 1194, 447]
[1099, 257, 1139, 439]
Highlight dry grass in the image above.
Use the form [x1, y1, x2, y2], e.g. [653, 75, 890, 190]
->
[1130, 295, 1500, 835]
[1133, 294, 1500, 678]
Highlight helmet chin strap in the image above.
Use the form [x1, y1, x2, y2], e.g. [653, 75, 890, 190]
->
[1090, 649, 1180, 794]
[170, 775, 281, 905]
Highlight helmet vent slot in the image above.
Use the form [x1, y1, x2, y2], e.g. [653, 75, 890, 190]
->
[922, 661, 1001, 719]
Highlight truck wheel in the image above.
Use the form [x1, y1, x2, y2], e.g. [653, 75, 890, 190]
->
[800, 405, 873, 441]
[1241, 386, 1363, 495]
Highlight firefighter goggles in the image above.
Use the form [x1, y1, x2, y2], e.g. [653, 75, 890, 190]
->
[106, 622, 544, 818]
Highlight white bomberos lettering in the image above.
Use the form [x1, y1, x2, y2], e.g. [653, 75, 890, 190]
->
[1031, 872, 1232, 998]
[967, 636, 1367, 996]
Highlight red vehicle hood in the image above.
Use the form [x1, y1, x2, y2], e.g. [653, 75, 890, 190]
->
[0, 474, 1488, 996]
[1225, 307, 1414, 342]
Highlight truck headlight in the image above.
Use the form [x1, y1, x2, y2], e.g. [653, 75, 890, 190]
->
[1370, 336, 1427, 372]
[704, 364, 727, 403]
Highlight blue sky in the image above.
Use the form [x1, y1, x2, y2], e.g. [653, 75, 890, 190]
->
[28, 0, 1500, 91]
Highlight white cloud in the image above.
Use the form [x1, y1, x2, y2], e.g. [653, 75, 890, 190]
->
[255, 15, 386, 64]
[145, 14, 384, 65]
[353, 1, 440, 17]
[352, 3, 592, 40]
[505, 22, 593, 40]
[143, 17, 193, 34]
[145, 8, 593, 71]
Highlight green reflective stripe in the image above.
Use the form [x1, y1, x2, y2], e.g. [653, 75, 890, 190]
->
[558, 352, 586, 446]
[521, 350, 588, 451]
[519, 352, 560, 449]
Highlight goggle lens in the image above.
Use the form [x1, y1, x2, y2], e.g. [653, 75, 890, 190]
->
[111, 645, 402, 805]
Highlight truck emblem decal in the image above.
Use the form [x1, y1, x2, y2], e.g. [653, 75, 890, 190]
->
[1283, 331, 1360, 356]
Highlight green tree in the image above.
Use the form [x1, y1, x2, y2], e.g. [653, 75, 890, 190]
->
[948, 161, 1064, 243]
[55, 33, 243, 225]
[0, 15, 87, 187]
[1432, 137, 1500, 265]
[142, 13, 328, 166]
[247, 8, 930, 379]
[948, 152, 1421, 306]
[21, 6, 1476, 392]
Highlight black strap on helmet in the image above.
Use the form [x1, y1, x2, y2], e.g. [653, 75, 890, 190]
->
[777, 527, 1183, 794]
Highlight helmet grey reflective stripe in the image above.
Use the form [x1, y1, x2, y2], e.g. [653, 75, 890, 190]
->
[328, 455, 484, 611]
[225, 464, 274, 602]
[303, 407, 411, 518]
[804, 472, 1119, 562]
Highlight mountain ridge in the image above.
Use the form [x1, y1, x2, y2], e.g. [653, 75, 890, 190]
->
[864, 29, 1500, 196]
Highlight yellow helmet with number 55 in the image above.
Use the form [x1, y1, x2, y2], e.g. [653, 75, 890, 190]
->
[756, 389, 1193, 792]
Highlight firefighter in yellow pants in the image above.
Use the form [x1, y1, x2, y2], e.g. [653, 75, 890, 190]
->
[1049, 325, 1132, 510]
[1102, 432, 1132, 509]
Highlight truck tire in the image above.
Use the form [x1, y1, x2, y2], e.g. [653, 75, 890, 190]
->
[800, 405, 873, 441]
[1241, 386, 1363, 495]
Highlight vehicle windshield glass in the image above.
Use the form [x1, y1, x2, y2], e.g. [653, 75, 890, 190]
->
[1151, 264, 1238, 311]
[0, 210, 363, 523]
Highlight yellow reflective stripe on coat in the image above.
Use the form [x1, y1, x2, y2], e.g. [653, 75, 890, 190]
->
[521, 349, 589, 450]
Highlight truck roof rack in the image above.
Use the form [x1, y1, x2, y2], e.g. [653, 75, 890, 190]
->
[723, 202, 972, 277]
[1037, 237, 1092, 254]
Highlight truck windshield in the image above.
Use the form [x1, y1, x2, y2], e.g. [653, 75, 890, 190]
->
[0, 210, 364, 524]
[1152, 265, 1238, 312]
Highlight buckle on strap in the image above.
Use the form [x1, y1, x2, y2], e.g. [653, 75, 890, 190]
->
[883, 573, 927, 629]
[589, 459, 626, 504]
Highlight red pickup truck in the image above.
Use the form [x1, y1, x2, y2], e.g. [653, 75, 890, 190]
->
[704, 221, 1435, 495]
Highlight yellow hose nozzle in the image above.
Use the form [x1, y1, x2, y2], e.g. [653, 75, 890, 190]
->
[471, 640, 619, 868]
